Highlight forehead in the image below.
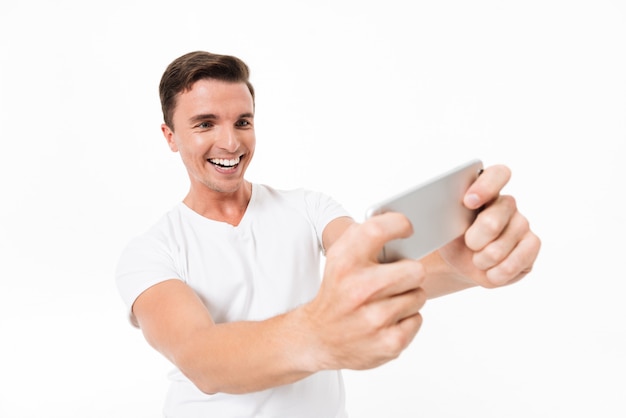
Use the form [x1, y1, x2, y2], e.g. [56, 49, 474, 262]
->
[174, 79, 254, 120]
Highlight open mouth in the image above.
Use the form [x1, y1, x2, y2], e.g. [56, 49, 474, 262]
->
[208, 156, 241, 168]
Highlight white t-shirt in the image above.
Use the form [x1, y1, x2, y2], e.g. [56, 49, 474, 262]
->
[116, 184, 350, 417]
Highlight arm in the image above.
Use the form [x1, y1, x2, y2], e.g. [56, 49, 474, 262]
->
[133, 212, 427, 395]
[133, 279, 317, 394]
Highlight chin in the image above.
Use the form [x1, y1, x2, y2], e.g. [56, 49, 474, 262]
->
[206, 179, 245, 194]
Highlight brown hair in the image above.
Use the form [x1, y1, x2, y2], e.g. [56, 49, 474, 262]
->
[159, 51, 255, 130]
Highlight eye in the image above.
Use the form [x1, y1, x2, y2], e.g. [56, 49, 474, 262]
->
[236, 119, 252, 128]
[196, 121, 214, 129]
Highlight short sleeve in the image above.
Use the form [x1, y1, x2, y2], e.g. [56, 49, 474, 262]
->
[303, 190, 351, 252]
[115, 231, 182, 326]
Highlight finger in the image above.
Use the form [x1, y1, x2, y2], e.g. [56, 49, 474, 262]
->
[380, 310, 423, 358]
[351, 309, 423, 370]
[336, 212, 414, 263]
[366, 293, 424, 364]
[465, 195, 517, 251]
[464, 164, 511, 209]
[486, 231, 541, 286]
[472, 210, 530, 270]
[364, 259, 426, 301]
[361, 287, 426, 330]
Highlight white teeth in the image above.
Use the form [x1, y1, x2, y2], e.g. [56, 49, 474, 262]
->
[209, 157, 240, 167]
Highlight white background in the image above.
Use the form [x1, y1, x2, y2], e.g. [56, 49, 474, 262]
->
[1, 1, 624, 417]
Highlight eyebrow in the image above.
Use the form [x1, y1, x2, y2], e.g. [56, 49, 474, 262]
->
[188, 113, 217, 125]
[188, 113, 254, 125]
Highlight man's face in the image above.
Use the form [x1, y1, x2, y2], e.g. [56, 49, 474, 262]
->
[162, 79, 255, 195]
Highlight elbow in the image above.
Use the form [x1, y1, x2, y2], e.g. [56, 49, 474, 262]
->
[179, 368, 221, 395]
[179, 366, 244, 395]
[196, 382, 219, 396]
[174, 361, 223, 395]
[190, 376, 250, 396]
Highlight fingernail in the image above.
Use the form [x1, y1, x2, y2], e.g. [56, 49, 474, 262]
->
[465, 194, 480, 208]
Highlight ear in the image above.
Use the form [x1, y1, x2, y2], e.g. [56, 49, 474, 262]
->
[161, 123, 178, 152]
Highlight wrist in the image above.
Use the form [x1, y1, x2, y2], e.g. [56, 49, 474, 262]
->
[283, 304, 329, 374]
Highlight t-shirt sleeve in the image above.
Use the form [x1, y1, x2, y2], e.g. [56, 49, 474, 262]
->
[115, 231, 182, 325]
[303, 190, 352, 252]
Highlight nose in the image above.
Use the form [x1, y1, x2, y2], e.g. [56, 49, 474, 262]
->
[217, 126, 240, 152]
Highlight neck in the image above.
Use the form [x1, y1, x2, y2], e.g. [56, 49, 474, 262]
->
[183, 181, 252, 226]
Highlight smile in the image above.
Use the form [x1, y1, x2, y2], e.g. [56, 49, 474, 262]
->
[208, 157, 241, 168]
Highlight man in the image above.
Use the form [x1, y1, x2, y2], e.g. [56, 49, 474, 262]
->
[116, 51, 540, 417]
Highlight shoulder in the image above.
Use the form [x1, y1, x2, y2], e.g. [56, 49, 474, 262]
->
[252, 183, 352, 246]
[117, 204, 188, 266]
[115, 204, 189, 316]
[253, 183, 343, 211]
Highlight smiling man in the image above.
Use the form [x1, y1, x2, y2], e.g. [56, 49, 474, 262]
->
[115, 51, 540, 417]
[161, 76, 256, 222]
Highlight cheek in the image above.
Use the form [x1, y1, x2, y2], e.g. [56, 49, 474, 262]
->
[245, 134, 256, 153]
[175, 140, 204, 167]
[180, 135, 209, 156]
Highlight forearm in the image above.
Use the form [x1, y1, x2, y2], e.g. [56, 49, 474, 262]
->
[160, 307, 320, 395]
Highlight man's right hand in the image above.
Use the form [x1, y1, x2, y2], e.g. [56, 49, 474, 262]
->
[301, 212, 426, 371]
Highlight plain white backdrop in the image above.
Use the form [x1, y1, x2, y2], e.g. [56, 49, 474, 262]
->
[1, 1, 624, 417]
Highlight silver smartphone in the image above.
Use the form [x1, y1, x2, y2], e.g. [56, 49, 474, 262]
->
[365, 159, 484, 263]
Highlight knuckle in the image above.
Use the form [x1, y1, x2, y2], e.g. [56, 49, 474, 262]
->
[384, 316, 422, 354]
[346, 280, 372, 306]
[502, 194, 517, 211]
[517, 212, 530, 232]
[361, 220, 387, 242]
[480, 213, 503, 236]
[381, 332, 405, 357]
[532, 233, 542, 251]
[483, 243, 506, 265]
[363, 305, 388, 330]
[495, 260, 519, 281]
